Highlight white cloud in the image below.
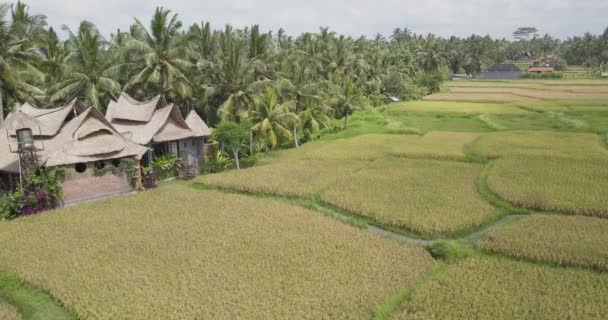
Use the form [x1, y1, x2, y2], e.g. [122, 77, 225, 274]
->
[23, 0, 608, 39]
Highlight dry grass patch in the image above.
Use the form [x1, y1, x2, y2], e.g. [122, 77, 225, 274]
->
[479, 215, 608, 271]
[0, 184, 435, 320]
[423, 92, 538, 102]
[388, 101, 527, 114]
[395, 256, 608, 320]
[0, 303, 21, 320]
[487, 158, 608, 217]
[469, 130, 608, 160]
[320, 158, 497, 237]
[197, 159, 369, 197]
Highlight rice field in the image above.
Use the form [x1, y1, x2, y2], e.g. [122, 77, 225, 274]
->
[386, 101, 528, 114]
[469, 130, 608, 160]
[479, 215, 608, 271]
[423, 92, 537, 102]
[269, 132, 480, 162]
[395, 257, 608, 320]
[0, 303, 21, 320]
[0, 184, 435, 319]
[197, 159, 370, 197]
[319, 158, 497, 237]
[487, 158, 608, 217]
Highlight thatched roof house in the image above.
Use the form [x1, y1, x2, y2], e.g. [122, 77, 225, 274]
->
[106, 93, 211, 169]
[0, 99, 149, 203]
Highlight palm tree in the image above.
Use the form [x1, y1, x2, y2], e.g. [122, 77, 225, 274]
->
[48, 21, 120, 110]
[250, 87, 297, 154]
[0, 3, 45, 111]
[327, 78, 365, 129]
[125, 7, 193, 100]
[415, 38, 448, 72]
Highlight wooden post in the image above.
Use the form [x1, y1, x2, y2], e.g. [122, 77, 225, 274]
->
[134, 158, 143, 191]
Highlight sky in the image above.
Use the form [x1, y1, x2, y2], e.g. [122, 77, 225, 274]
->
[23, 0, 608, 40]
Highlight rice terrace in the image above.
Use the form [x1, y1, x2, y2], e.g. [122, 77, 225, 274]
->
[1, 1, 608, 319]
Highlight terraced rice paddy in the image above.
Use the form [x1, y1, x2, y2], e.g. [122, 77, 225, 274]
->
[197, 159, 369, 197]
[479, 215, 608, 271]
[386, 101, 528, 114]
[395, 257, 608, 320]
[487, 158, 608, 217]
[319, 158, 496, 237]
[423, 92, 537, 102]
[270, 132, 480, 162]
[0, 184, 435, 319]
[469, 130, 608, 159]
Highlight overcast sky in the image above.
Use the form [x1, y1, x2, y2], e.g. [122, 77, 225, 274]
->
[23, 0, 608, 40]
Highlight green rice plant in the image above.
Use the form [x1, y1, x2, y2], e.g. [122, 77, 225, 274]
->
[197, 160, 370, 197]
[387, 101, 528, 114]
[479, 215, 608, 271]
[487, 157, 608, 217]
[0, 184, 435, 319]
[0, 303, 21, 320]
[319, 158, 497, 237]
[477, 114, 508, 130]
[469, 130, 608, 160]
[395, 256, 608, 320]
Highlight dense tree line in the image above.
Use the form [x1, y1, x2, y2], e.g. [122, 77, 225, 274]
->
[1, 2, 607, 152]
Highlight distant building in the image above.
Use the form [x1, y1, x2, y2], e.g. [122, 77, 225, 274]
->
[479, 64, 523, 80]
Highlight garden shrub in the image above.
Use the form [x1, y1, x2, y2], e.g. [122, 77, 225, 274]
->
[0, 168, 63, 220]
[522, 71, 565, 79]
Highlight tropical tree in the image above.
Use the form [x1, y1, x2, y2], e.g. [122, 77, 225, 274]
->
[215, 120, 251, 170]
[250, 87, 297, 154]
[327, 78, 365, 128]
[125, 7, 193, 100]
[0, 2, 47, 110]
[48, 21, 120, 109]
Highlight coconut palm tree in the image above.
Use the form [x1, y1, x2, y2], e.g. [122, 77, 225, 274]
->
[0, 2, 45, 110]
[125, 7, 193, 100]
[250, 86, 297, 154]
[327, 78, 365, 128]
[48, 21, 120, 110]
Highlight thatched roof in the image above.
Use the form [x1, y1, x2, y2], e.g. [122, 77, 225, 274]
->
[106, 93, 161, 122]
[0, 102, 149, 173]
[106, 93, 210, 145]
[4, 99, 84, 137]
[185, 110, 212, 137]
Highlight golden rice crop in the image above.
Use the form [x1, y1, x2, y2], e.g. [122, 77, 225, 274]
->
[0, 184, 435, 320]
[479, 215, 608, 271]
[197, 159, 369, 197]
[469, 130, 608, 159]
[269, 133, 481, 162]
[423, 92, 538, 102]
[319, 158, 497, 237]
[487, 157, 608, 217]
[395, 256, 608, 320]
[388, 101, 528, 114]
[0, 303, 21, 320]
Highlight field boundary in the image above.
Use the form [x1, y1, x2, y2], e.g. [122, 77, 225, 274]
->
[0, 272, 76, 320]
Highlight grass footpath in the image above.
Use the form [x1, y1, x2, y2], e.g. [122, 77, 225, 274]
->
[0, 273, 75, 320]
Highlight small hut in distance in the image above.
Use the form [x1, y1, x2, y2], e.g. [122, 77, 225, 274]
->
[479, 63, 523, 80]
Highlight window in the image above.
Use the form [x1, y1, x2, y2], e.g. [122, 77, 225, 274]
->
[75, 163, 87, 173]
